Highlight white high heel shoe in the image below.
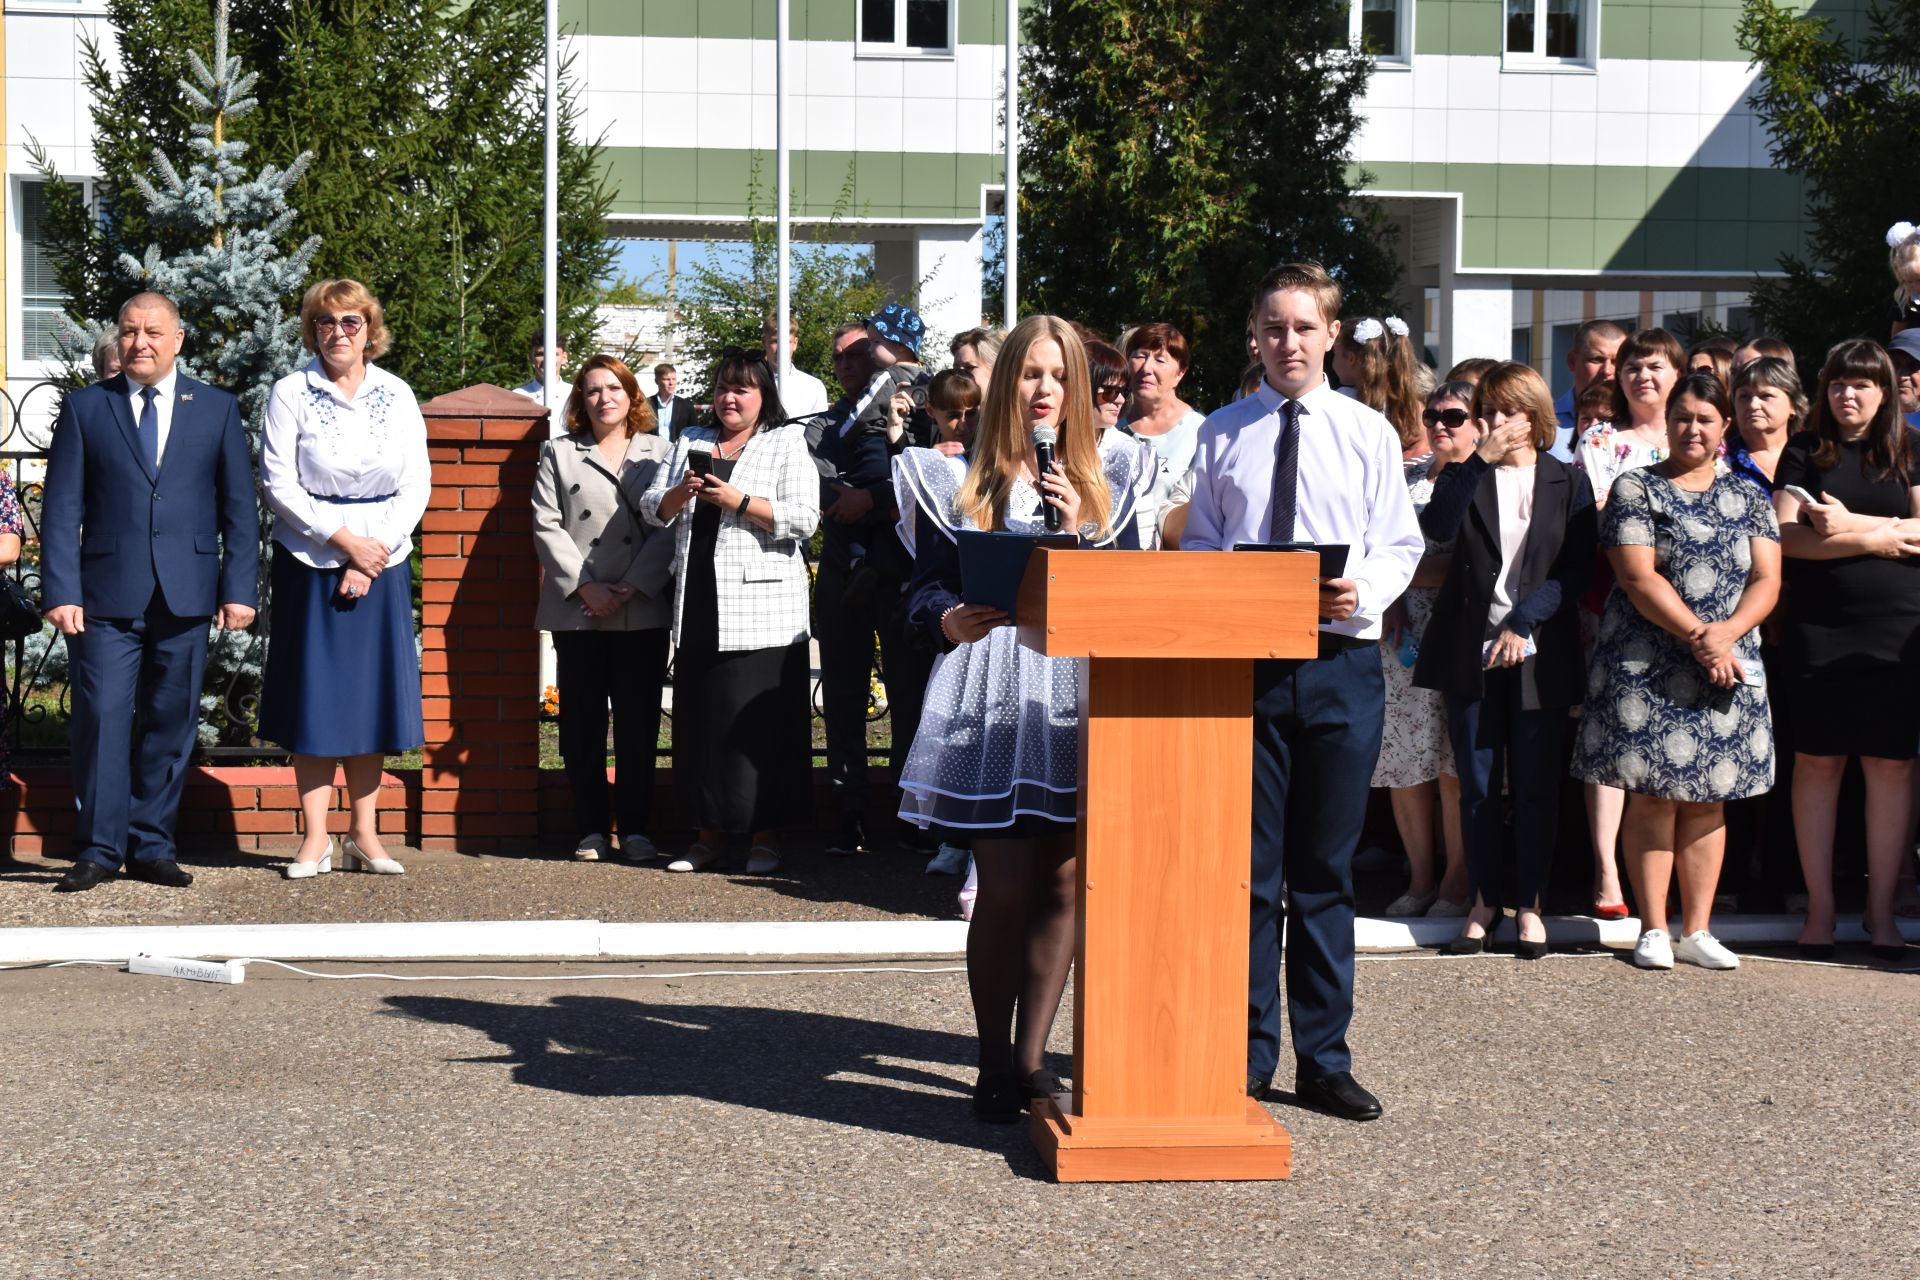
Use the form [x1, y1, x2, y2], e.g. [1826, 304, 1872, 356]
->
[284, 839, 337, 880]
[341, 834, 405, 875]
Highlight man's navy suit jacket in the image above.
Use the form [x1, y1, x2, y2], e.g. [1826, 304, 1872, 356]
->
[40, 371, 261, 619]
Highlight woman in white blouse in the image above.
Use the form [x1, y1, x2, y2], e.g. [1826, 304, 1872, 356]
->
[260, 279, 430, 879]
[642, 349, 820, 874]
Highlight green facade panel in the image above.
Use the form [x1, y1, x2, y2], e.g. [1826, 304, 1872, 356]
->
[567, 0, 1015, 43]
[1353, 160, 1809, 272]
[602, 146, 1002, 220]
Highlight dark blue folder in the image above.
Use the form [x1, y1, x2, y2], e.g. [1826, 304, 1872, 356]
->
[956, 530, 1078, 623]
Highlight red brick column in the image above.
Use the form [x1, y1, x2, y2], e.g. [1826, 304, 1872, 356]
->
[416, 385, 547, 852]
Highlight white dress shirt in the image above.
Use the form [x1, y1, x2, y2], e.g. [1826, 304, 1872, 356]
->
[780, 366, 831, 418]
[125, 366, 180, 465]
[1181, 377, 1424, 640]
[261, 359, 433, 569]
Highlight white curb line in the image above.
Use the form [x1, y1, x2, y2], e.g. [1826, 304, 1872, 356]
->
[0, 914, 1911, 965]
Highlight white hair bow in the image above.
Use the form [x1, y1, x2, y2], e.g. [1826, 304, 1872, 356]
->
[1887, 221, 1917, 247]
[1352, 318, 1383, 343]
[1384, 316, 1410, 337]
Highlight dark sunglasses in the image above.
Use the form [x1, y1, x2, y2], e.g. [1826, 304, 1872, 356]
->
[1422, 407, 1470, 428]
[315, 314, 365, 335]
[718, 346, 772, 366]
[1096, 383, 1129, 402]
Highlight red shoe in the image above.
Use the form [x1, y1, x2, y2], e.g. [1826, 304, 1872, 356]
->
[1592, 901, 1631, 921]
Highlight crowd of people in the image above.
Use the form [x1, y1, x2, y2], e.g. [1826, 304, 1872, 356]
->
[22, 220, 1920, 1128]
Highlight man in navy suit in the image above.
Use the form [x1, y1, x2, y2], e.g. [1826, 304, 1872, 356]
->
[41, 291, 260, 892]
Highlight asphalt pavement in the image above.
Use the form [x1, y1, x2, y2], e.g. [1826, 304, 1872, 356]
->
[3, 951, 1914, 1278]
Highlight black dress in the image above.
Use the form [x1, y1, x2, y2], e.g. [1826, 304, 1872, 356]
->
[1774, 433, 1920, 759]
[672, 456, 812, 831]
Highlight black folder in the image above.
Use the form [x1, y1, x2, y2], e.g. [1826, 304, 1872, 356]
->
[957, 530, 1078, 623]
[1232, 541, 1349, 581]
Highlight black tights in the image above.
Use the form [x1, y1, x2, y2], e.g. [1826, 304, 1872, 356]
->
[967, 833, 1077, 1080]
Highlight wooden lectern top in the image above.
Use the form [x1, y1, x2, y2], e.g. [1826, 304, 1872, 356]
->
[1015, 549, 1321, 661]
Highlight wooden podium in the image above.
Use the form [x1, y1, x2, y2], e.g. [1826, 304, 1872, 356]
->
[1015, 548, 1322, 1182]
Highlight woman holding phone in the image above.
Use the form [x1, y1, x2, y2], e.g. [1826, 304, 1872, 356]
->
[1772, 338, 1920, 961]
[1413, 363, 1596, 958]
[891, 315, 1157, 1122]
[1573, 373, 1781, 970]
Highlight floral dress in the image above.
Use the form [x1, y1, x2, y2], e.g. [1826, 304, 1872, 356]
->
[1371, 453, 1456, 788]
[1572, 422, 1667, 506]
[1570, 468, 1778, 802]
[0, 468, 23, 788]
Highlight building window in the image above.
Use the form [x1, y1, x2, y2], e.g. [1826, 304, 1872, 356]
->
[1512, 326, 1534, 368]
[1354, 0, 1413, 62]
[858, 0, 954, 57]
[19, 180, 71, 364]
[1550, 322, 1578, 397]
[1505, 0, 1594, 66]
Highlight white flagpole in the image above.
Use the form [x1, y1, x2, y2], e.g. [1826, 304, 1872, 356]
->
[1003, 0, 1018, 330]
[543, 0, 560, 409]
[776, 0, 792, 389]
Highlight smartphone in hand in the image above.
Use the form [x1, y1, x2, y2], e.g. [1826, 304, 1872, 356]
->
[687, 451, 714, 478]
[1781, 484, 1818, 506]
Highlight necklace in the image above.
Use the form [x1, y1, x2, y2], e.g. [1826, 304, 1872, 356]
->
[715, 429, 755, 460]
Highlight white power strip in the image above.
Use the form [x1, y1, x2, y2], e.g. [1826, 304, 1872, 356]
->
[128, 954, 247, 985]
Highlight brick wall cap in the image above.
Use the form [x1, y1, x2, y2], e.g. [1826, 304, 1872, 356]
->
[420, 383, 552, 420]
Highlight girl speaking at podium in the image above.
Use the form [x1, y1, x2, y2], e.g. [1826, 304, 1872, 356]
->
[891, 315, 1159, 1123]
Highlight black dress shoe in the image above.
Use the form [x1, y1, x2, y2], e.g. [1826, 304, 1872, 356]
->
[971, 1073, 1023, 1124]
[1868, 941, 1912, 964]
[53, 861, 113, 893]
[1293, 1070, 1384, 1122]
[125, 859, 193, 888]
[1246, 1074, 1273, 1101]
[825, 816, 866, 857]
[1023, 1069, 1070, 1100]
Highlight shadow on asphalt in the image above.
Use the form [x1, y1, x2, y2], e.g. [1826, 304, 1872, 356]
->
[383, 993, 1054, 1178]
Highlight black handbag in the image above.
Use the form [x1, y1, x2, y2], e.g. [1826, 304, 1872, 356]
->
[0, 576, 41, 640]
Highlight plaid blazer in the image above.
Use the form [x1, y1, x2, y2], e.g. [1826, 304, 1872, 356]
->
[640, 422, 820, 651]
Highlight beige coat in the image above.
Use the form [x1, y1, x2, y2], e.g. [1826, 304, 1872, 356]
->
[531, 430, 674, 632]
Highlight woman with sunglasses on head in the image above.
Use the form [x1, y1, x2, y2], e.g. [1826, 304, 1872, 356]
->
[1373, 382, 1480, 918]
[1414, 363, 1598, 958]
[1773, 338, 1920, 962]
[892, 315, 1158, 1122]
[642, 348, 821, 875]
[261, 279, 429, 880]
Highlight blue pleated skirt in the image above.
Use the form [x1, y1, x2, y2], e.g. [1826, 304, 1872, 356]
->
[259, 545, 424, 757]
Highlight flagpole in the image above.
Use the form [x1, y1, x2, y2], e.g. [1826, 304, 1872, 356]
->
[776, 0, 792, 387]
[543, 0, 559, 407]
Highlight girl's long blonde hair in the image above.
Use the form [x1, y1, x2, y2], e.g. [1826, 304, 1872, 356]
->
[955, 315, 1112, 538]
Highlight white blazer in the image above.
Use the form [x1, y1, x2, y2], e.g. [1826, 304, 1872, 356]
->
[640, 423, 820, 652]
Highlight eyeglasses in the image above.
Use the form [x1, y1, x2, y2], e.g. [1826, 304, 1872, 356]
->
[954, 361, 983, 378]
[1096, 383, 1129, 402]
[1422, 407, 1470, 428]
[315, 315, 365, 335]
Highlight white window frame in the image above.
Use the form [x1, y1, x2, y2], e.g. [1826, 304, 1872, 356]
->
[1500, 0, 1600, 73]
[1350, 0, 1415, 69]
[855, 0, 958, 60]
[12, 174, 93, 375]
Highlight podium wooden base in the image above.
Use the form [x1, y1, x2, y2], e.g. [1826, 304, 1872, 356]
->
[1029, 1097, 1292, 1183]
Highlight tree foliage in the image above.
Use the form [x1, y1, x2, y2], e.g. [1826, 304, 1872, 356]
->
[672, 167, 897, 399]
[1739, 0, 1920, 368]
[1018, 0, 1400, 403]
[30, 0, 613, 400]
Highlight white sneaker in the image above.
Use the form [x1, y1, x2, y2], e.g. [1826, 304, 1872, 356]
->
[618, 834, 659, 863]
[665, 843, 721, 873]
[744, 845, 780, 874]
[925, 844, 969, 876]
[1673, 929, 1739, 970]
[1634, 928, 1675, 970]
[573, 833, 608, 862]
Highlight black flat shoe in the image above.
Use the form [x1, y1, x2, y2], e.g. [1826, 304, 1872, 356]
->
[972, 1073, 1022, 1124]
[1868, 942, 1912, 964]
[1796, 942, 1835, 961]
[53, 861, 112, 893]
[1293, 1069, 1384, 1122]
[1514, 937, 1548, 960]
[1247, 1074, 1273, 1102]
[1444, 933, 1488, 956]
[125, 859, 193, 888]
[1022, 1069, 1070, 1101]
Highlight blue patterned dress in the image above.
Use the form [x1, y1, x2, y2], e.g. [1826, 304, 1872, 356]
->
[0, 469, 22, 787]
[1570, 467, 1779, 802]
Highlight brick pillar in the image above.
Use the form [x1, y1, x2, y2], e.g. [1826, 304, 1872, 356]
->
[417, 384, 547, 852]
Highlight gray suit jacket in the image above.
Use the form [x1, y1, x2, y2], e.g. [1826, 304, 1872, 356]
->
[531, 430, 675, 632]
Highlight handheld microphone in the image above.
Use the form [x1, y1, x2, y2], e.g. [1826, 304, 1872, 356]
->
[1032, 424, 1062, 532]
